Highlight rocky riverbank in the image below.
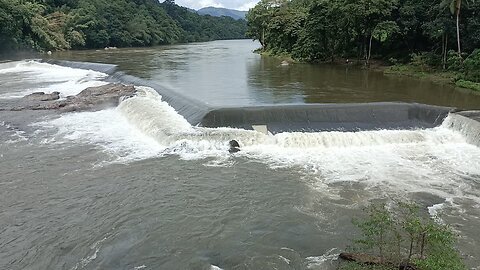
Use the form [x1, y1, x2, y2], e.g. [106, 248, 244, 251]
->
[0, 83, 135, 112]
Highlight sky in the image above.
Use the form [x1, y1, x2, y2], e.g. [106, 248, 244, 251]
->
[170, 0, 260, 11]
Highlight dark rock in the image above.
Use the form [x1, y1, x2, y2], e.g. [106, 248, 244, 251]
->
[339, 253, 383, 264]
[339, 253, 418, 270]
[228, 140, 241, 153]
[1, 83, 136, 112]
[61, 84, 135, 112]
[23, 91, 60, 101]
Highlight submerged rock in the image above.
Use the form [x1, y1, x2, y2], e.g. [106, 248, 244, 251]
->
[1, 83, 135, 112]
[229, 140, 241, 153]
[339, 253, 417, 270]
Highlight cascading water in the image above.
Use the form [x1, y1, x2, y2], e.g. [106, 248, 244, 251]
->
[115, 86, 471, 151]
[39, 82, 480, 223]
[442, 112, 480, 147]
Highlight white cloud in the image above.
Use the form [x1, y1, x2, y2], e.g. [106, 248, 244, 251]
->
[171, 0, 259, 11]
[238, 1, 258, 11]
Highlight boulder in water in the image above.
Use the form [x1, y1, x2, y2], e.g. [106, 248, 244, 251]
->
[23, 91, 60, 101]
[339, 253, 417, 270]
[229, 140, 241, 153]
[61, 83, 136, 112]
[1, 83, 135, 112]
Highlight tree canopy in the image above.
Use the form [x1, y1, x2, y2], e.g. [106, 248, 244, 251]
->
[246, 0, 480, 65]
[0, 0, 247, 52]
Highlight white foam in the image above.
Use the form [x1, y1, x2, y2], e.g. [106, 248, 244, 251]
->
[1, 121, 28, 143]
[278, 255, 291, 264]
[305, 248, 339, 269]
[80, 248, 99, 268]
[34, 84, 480, 203]
[117, 86, 195, 144]
[127, 92, 478, 203]
[0, 60, 107, 99]
[428, 198, 454, 224]
[70, 232, 114, 270]
[36, 108, 165, 163]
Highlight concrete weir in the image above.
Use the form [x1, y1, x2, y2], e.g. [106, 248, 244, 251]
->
[200, 103, 450, 133]
[443, 111, 480, 147]
[43, 59, 118, 75]
[43, 60, 480, 142]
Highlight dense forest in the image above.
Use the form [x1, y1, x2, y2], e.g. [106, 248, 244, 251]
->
[0, 0, 247, 52]
[246, 0, 480, 88]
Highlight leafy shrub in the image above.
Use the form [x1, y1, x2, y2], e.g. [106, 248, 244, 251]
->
[410, 52, 441, 70]
[463, 49, 480, 83]
[340, 202, 466, 270]
[456, 79, 480, 91]
[388, 58, 398, 65]
[447, 50, 464, 72]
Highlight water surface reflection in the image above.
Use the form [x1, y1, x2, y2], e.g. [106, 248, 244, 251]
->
[52, 40, 480, 109]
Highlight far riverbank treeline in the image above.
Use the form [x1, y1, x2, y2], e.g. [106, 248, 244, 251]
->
[0, 0, 247, 53]
[246, 0, 480, 90]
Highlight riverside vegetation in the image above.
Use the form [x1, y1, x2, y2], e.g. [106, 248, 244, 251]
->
[245, 0, 480, 92]
[339, 202, 465, 270]
[0, 0, 246, 53]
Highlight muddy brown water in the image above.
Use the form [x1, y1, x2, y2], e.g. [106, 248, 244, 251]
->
[0, 40, 479, 270]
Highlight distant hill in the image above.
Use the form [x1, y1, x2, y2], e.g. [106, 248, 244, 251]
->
[197, 7, 247, 20]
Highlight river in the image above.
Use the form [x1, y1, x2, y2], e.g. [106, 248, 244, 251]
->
[1, 40, 480, 270]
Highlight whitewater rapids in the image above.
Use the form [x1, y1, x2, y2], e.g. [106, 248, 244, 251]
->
[2, 58, 480, 270]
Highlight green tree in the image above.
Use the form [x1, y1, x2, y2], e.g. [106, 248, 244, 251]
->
[0, 0, 248, 53]
[246, 0, 276, 48]
[441, 0, 464, 55]
[342, 0, 399, 64]
[343, 202, 466, 270]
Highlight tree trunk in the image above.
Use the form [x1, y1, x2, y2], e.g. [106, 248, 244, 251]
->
[443, 33, 448, 70]
[262, 28, 265, 49]
[367, 34, 373, 66]
[456, 0, 461, 56]
[363, 35, 367, 62]
[442, 33, 445, 69]
[420, 233, 426, 259]
[407, 238, 414, 264]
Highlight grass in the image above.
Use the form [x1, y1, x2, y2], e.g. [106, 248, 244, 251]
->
[384, 64, 454, 83]
[456, 79, 480, 92]
[258, 49, 295, 62]
[384, 64, 480, 92]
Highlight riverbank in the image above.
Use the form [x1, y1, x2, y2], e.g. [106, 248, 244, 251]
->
[256, 49, 480, 94]
[384, 64, 480, 92]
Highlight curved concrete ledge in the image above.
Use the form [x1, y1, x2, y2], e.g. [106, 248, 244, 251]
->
[42, 59, 118, 75]
[109, 72, 213, 125]
[47, 59, 453, 133]
[200, 103, 451, 133]
[445, 111, 480, 147]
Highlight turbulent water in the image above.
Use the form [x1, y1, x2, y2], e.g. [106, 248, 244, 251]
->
[1, 54, 480, 269]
